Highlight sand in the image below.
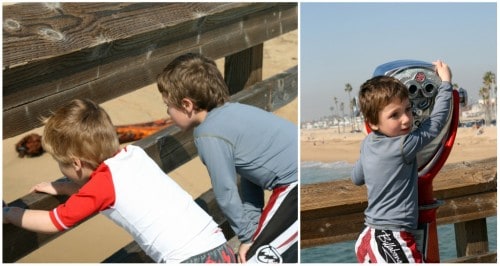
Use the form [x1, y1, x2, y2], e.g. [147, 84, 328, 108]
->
[2, 30, 297, 262]
[301, 125, 497, 164]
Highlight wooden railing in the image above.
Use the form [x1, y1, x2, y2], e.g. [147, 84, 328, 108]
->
[3, 2, 297, 138]
[301, 157, 497, 263]
[3, 2, 297, 263]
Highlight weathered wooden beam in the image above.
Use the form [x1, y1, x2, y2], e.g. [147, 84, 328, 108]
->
[301, 158, 497, 213]
[2, 66, 297, 262]
[301, 190, 497, 248]
[225, 44, 264, 94]
[3, 2, 298, 138]
[300, 158, 497, 248]
[455, 218, 489, 257]
[437, 191, 497, 225]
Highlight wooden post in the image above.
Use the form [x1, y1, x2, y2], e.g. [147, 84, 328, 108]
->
[454, 218, 489, 257]
[224, 45, 263, 94]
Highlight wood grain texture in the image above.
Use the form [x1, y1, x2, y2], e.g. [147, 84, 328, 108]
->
[3, 2, 298, 138]
[455, 218, 489, 257]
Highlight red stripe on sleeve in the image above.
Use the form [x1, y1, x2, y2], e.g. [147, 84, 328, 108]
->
[49, 164, 116, 229]
[49, 208, 66, 231]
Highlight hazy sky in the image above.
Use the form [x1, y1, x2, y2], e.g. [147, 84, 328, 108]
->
[300, 2, 497, 122]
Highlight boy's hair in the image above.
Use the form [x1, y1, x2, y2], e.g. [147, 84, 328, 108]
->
[156, 53, 230, 112]
[359, 76, 409, 126]
[42, 99, 120, 169]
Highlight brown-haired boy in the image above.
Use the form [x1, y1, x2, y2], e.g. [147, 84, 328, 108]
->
[3, 99, 236, 263]
[157, 53, 298, 263]
[352, 60, 452, 263]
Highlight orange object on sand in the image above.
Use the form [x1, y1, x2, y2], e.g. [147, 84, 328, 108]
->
[15, 119, 173, 158]
[115, 118, 173, 143]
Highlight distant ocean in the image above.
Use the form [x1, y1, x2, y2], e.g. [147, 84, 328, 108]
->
[300, 161, 497, 263]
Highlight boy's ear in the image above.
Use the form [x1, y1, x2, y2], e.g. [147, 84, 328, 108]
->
[71, 157, 83, 171]
[181, 98, 195, 112]
[368, 122, 379, 131]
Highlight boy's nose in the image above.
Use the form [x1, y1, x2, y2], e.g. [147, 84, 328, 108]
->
[402, 113, 412, 125]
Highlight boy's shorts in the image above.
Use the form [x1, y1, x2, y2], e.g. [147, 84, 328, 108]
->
[355, 226, 424, 263]
[246, 182, 298, 263]
[180, 243, 236, 263]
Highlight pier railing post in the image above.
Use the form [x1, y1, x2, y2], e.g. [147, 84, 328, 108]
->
[225, 44, 264, 94]
[454, 218, 489, 257]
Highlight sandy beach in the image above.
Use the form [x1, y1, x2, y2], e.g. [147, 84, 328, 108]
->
[2, 30, 297, 262]
[301, 125, 497, 164]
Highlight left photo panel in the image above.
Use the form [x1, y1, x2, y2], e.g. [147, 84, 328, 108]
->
[3, 2, 298, 263]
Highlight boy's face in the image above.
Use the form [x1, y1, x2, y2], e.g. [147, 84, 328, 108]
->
[162, 95, 196, 131]
[369, 97, 413, 137]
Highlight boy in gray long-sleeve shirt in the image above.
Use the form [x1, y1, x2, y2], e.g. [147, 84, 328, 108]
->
[156, 53, 298, 263]
[352, 60, 452, 263]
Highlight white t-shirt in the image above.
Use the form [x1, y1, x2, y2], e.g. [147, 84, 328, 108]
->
[49, 145, 226, 262]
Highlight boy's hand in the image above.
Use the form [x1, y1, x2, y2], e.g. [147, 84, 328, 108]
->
[432, 60, 452, 83]
[29, 182, 58, 195]
[29, 180, 81, 196]
[237, 242, 253, 263]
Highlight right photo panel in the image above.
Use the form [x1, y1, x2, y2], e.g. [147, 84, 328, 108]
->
[300, 2, 497, 263]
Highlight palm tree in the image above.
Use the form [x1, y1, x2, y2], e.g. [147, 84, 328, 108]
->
[479, 86, 490, 125]
[344, 83, 354, 131]
[329, 106, 334, 127]
[334, 97, 340, 133]
[351, 97, 359, 131]
[451, 83, 466, 121]
[340, 102, 345, 132]
[484, 71, 496, 120]
[481, 71, 496, 125]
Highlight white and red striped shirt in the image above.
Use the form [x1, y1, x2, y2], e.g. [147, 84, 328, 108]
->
[49, 145, 226, 262]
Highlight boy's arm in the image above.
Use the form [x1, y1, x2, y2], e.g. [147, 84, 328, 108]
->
[3, 207, 59, 233]
[237, 179, 263, 263]
[351, 159, 365, 186]
[195, 136, 256, 243]
[240, 177, 264, 231]
[402, 62, 453, 157]
[351, 140, 365, 185]
[6, 173, 115, 233]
